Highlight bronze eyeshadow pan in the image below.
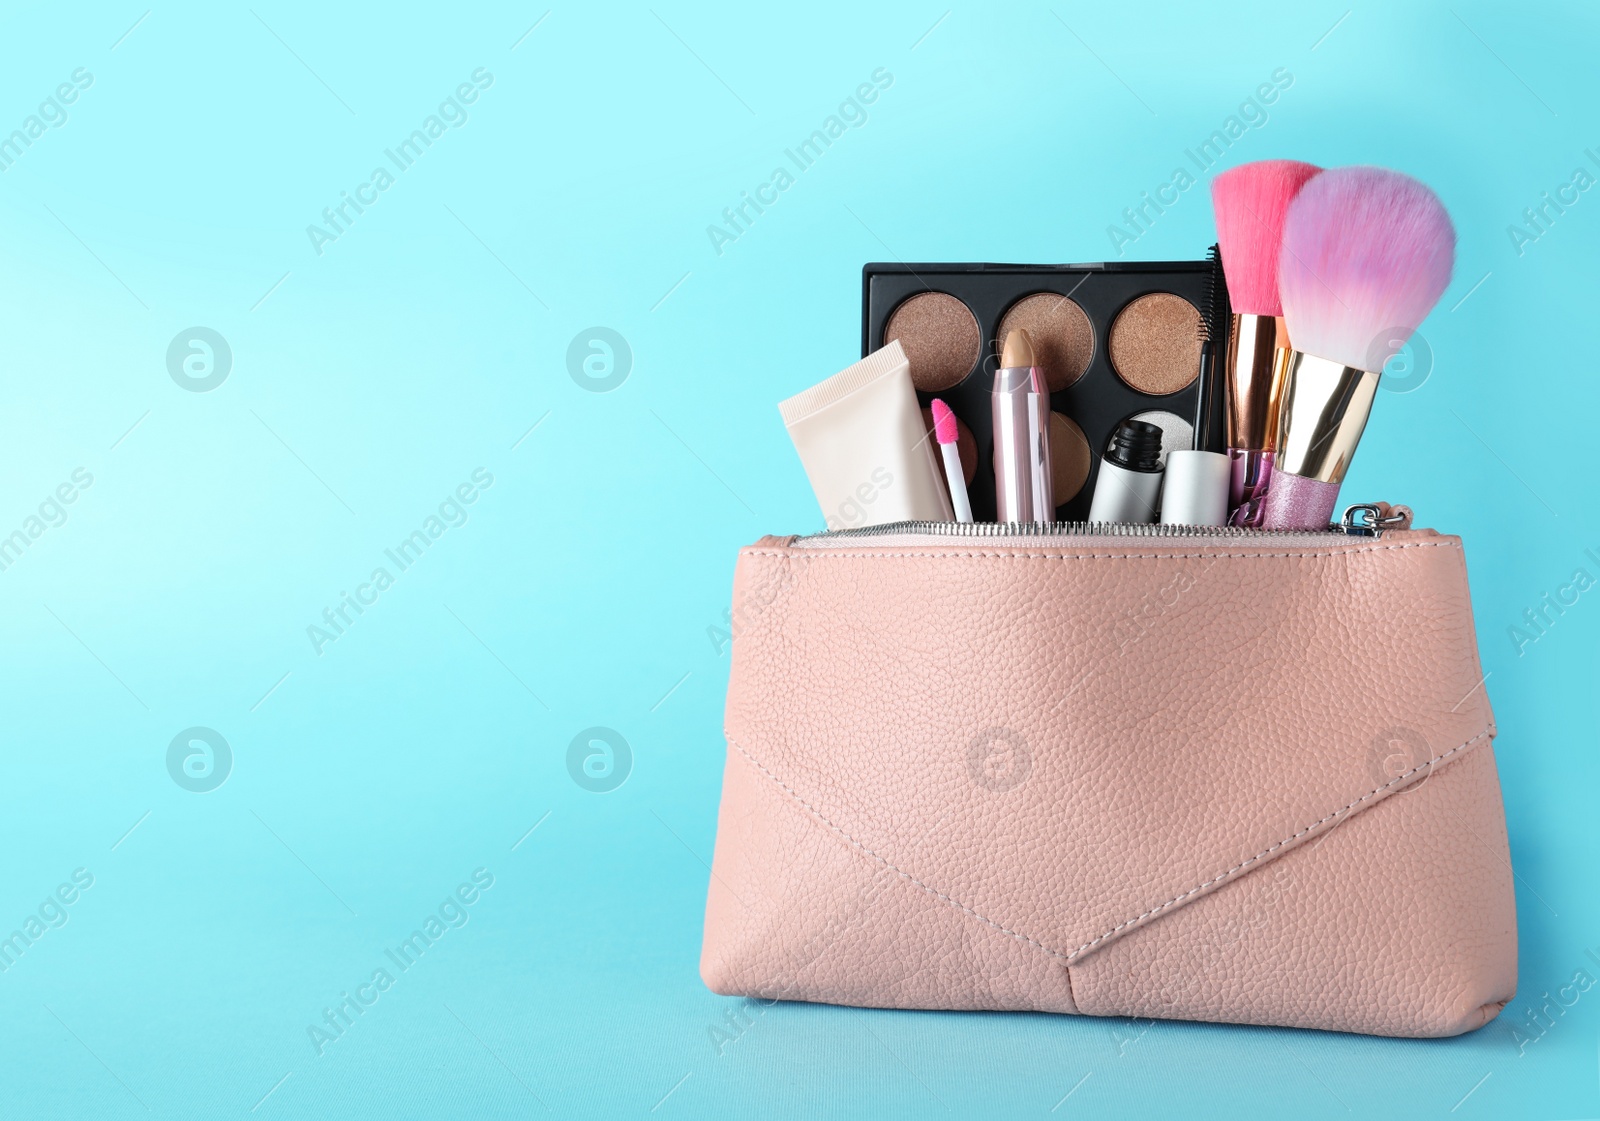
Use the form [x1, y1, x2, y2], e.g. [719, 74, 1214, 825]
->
[886, 292, 982, 392]
[1109, 293, 1203, 397]
[997, 293, 1096, 391]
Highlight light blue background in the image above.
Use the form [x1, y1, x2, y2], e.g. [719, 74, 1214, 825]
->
[0, 2, 1595, 1117]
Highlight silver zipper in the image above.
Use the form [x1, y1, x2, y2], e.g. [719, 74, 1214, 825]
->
[1339, 503, 1412, 537]
[794, 503, 1411, 544]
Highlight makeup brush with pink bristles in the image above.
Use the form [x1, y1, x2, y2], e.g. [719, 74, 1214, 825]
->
[1209, 159, 1322, 523]
[1262, 166, 1456, 529]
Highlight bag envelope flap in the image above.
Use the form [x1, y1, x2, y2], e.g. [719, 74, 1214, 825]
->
[721, 532, 1494, 966]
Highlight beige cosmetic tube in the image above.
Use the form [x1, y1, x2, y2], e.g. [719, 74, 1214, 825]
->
[780, 340, 954, 532]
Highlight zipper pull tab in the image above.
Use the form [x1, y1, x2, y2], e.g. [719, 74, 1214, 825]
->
[1339, 503, 1413, 536]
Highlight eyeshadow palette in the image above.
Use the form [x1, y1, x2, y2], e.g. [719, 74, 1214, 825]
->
[863, 261, 1228, 522]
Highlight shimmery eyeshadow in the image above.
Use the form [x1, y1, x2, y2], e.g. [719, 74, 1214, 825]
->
[1049, 412, 1091, 504]
[997, 293, 1095, 391]
[1108, 292, 1202, 396]
[1128, 409, 1193, 468]
[885, 292, 981, 391]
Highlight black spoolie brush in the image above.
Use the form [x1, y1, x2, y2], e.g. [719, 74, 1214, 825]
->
[1194, 243, 1230, 454]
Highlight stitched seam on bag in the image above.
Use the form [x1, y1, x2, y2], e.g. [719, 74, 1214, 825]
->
[724, 735, 1074, 963]
[742, 541, 1456, 562]
[1067, 726, 1494, 959]
[726, 725, 1492, 965]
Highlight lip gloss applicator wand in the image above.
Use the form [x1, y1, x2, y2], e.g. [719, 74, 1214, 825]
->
[930, 398, 972, 523]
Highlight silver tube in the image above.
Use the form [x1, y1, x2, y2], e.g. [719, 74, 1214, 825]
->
[993, 366, 1052, 522]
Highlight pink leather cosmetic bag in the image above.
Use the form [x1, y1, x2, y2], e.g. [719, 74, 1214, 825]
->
[700, 508, 1517, 1037]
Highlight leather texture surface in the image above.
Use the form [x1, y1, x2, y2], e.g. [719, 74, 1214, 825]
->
[700, 528, 1517, 1037]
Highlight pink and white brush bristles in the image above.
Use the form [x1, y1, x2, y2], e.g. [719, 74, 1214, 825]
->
[1279, 166, 1456, 372]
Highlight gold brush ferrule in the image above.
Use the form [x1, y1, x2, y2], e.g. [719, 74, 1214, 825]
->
[1223, 313, 1291, 453]
[1273, 352, 1381, 485]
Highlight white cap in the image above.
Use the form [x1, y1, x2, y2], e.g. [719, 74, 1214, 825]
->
[1159, 450, 1231, 526]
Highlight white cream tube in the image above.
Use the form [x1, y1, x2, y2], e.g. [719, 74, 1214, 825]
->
[780, 340, 954, 532]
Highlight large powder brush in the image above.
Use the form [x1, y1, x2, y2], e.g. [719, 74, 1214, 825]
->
[1263, 166, 1456, 529]
[1209, 159, 1322, 521]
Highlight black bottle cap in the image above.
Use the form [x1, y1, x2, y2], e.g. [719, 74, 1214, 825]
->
[1103, 420, 1165, 473]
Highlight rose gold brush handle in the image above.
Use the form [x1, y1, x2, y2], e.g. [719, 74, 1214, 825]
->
[1224, 312, 1292, 523]
[1262, 352, 1381, 529]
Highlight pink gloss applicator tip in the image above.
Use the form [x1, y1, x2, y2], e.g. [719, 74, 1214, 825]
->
[931, 397, 959, 445]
